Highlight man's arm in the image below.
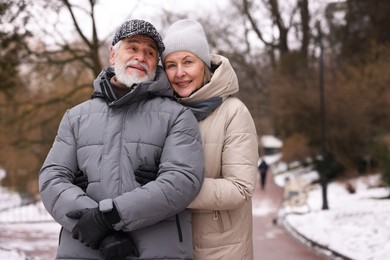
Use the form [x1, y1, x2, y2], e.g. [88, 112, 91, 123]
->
[39, 110, 97, 232]
[110, 108, 204, 231]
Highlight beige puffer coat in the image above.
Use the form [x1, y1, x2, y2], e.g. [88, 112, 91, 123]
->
[178, 54, 259, 260]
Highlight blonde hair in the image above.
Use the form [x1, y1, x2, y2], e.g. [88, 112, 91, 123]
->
[203, 63, 212, 86]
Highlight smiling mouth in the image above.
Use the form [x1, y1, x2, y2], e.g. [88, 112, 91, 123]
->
[176, 81, 191, 87]
[127, 65, 146, 72]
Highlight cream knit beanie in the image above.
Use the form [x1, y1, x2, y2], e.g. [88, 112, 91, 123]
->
[162, 19, 211, 68]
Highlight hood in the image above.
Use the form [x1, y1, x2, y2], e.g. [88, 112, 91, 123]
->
[177, 54, 239, 104]
[175, 54, 239, 121]
[93, 66, 173, 107]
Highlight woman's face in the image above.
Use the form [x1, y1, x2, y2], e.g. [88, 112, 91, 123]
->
[164, 51, 205, 98]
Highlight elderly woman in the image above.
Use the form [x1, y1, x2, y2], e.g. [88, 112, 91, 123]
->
[162, 19, 259, 260]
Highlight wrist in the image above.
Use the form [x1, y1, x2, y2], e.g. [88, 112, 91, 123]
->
[99, 199, 121, 224]
[105, 205, 120, 224]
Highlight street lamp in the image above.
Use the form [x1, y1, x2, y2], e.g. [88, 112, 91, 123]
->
[316, 21, 329, 210]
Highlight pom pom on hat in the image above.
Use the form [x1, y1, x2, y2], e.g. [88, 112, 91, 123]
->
[162, 19, 211, 68]
[112, 19, 165, 55]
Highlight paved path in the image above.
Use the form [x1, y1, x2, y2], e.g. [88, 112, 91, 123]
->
[252, 171, 328, 260]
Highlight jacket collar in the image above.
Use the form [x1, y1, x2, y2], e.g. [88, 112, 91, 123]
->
[92, 66, 173, 107]
[177, 54, 239, 104]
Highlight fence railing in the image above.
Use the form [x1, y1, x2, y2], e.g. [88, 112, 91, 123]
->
[0, 187, 54, 224]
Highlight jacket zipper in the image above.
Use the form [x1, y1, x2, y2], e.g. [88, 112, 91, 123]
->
[213, 210, 224, 231]
[213, 210, 219, 220]
[58, 227, 63, 246]
[175, 214, 183, 242]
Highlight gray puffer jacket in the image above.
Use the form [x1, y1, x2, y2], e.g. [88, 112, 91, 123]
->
[39, 66, 204, 259]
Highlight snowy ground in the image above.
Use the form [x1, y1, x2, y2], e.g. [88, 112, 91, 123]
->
[281, 172, 390, 260]
[1, 168, 390, 259]
[0, 186, 59, 259]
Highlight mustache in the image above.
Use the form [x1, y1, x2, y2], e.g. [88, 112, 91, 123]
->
[125, 60, 150, 73]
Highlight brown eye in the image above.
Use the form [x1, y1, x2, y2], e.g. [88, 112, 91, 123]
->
[146, 50, 157, 57]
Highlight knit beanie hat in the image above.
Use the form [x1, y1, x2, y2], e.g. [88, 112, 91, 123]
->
[162, 19, 211, 68]
[112, 19, 165, 55]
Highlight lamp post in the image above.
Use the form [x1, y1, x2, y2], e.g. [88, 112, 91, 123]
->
[316, 21, 329, 210]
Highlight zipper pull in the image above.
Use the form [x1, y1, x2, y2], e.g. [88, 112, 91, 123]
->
[213, 210, 219, 220]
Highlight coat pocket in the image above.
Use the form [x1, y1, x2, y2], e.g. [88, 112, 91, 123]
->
[213, 210, 232, 232]
[193, 210, 233, 234]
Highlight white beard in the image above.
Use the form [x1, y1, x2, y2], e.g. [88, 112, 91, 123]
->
[114, 59, 156, 88]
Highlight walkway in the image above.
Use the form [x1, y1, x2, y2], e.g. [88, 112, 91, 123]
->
[252, 170, 328, 260]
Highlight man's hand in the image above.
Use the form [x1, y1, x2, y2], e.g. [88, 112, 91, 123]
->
[100, 231, 139, 260]
[66, 208, 114, 249]
[74, 170, 88, 191]
[135, 164, 159, 186]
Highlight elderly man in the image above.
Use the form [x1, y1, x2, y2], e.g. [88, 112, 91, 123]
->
[39, 19, 204, 260]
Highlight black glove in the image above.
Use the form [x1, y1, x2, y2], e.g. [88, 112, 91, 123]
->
[135, 164, 159, 186]
[74, 170, 88, 191]
[100, 231, 139, 260]
[66, 208, 114, 249]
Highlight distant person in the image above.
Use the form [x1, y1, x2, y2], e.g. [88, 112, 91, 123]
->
[258, 159, 269, 190]
[136, 19, 259, 260]
[39, 19, 204, 260]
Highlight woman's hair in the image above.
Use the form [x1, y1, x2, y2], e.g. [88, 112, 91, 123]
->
[203, 64, 212, 86]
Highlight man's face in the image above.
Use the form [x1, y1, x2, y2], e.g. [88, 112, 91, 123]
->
[110, 35, 159, 87]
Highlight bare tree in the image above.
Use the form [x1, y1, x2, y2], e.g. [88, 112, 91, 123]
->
[0, 0, 131, 194]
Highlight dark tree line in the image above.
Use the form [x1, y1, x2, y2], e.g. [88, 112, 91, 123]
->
[1, 0, 390, 201]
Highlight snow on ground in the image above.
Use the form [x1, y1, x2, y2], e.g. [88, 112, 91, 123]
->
[278, 171, 390, 260]
[0, 176, 59, 260]
[1, 167, 390, 259]
[0, 221, 60, 259]
[0, 249, 25, 260]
